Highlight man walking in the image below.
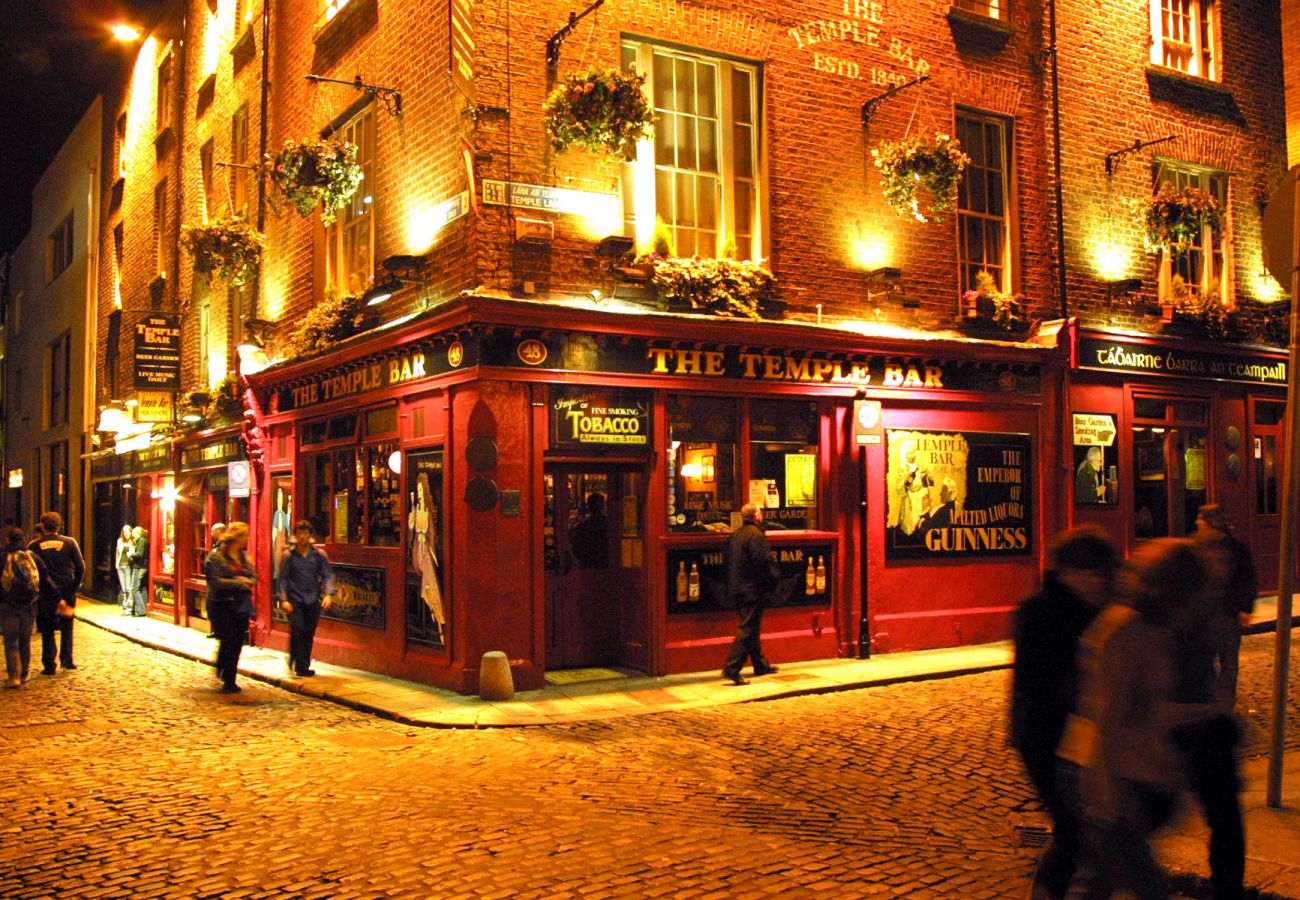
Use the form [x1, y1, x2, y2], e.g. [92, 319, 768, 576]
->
[206, 522, 226, 639]
[1192, 504, 1257, 701]
[721, 503, 780, 686]
[28, 511, 86, 674]
[277, 520, 335, 677]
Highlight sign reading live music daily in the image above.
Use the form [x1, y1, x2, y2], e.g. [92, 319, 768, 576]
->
[550, 386, 652, 449]
[1078, 337, 1287, 386]
[134, 314, 182, 390]
[885, 429, 1032, 560]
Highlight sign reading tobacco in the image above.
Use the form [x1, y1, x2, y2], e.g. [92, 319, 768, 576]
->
[134, 314, 181, 390]
[551, 386, 652, 449]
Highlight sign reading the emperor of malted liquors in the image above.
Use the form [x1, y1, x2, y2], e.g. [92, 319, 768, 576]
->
[885, 429, 1032, 560]
[1078, 337, 1287, 386]
[134, 314, 181, 390]
[550, 386, 653, 449]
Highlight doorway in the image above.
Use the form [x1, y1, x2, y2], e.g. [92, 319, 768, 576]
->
[543, 463, 646, 671]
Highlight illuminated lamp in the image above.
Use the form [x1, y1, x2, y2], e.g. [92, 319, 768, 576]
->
[1107, 277, 1142, 295]
[387, 450, 403, 474]
[236, 332, 265, 354]
[679, 462, 703, 478]
[181, 409, 205, 424]
[109, 23, 142, 42]
[363, 275, 402, 307]
[96, 402, 132, 433]
[594, 235, 635, 258]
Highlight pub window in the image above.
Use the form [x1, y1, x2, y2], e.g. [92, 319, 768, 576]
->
[621, 41, 763, 261]
[1253, 400, 1284, 516]
[1153, 160, 1228, 305]
[668, 395, 738, 532]
[748, 399, 819, 529]
[1150, 0, 1217, 79]
[325, 106, 375, 297]
[230, 104, 250, 215]
[367, 442, 401, 546]
[1131, 395, 1208, 539]
[956, 110, 1013, 295]
[301, 413, 396, 546]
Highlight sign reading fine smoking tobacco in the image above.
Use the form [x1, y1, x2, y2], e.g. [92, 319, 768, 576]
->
[134, 314, 182, 390]
[550, 386, 653, 449]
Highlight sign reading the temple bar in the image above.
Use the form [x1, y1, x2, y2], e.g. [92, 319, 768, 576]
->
[180, 438, 243, 470]
[885, 429, 1032, 559]
[270, 341, 477, 412]
[134, 314, 181, 390]
[550, 386, 652, 449]
[1079, 337, 1287, 386]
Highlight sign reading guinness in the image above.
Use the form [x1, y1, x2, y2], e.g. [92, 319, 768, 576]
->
[551, 386, 652, 449]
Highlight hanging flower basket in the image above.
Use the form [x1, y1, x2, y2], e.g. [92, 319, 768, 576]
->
[543, 68, 654, 159]
[284, 292, 374, 358]
[640, 255, 777, 320]
[206, 373, 245, 422]
[181, 215, 263, 286]
[264, 138, 364, 226]
[872, 133, 970, 223]
[1139, 181, 1222, 257]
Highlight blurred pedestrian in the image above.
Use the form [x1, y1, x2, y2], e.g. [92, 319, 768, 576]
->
[115, 525, 135, 615]
[205, 523, 226, 639]
[0, 526, 45, 688]
[128, 526, 149, 616]
[721, 503, 780, 686]
[276, 520, 335, 677]
[1011, 526, 1119, 900]
[205, 522, 255, 694]
[28, 511, 85, 674]
[1192, 504, 1257, 702]
[568, 493, 610, 569]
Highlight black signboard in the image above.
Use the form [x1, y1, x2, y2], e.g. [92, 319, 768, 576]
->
[134, 314, 182, 390]
[323, 564, 385, 629]
[1078, 336, 1287, 386]
[667, 541, 833, 614]
[551, 386, 653, 450]
[885, 430, 1032, 560]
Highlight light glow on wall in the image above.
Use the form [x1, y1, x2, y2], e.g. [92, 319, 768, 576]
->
[1253, 271, 1284, 303]
[1091, 239, 1135, 282]
[122, 37, 159, 182]
[405, 191, 470, 254]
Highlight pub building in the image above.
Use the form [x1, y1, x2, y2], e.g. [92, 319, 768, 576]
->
[246, 295, 1061, 693]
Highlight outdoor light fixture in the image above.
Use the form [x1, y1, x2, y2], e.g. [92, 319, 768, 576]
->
[594, 235, 635, 258]
[304, 73, 403, 118]
[109, 22, 142, 42]
[1107, 277, 1143, 295]
[363, 276, 402, 306]
[96, 401, 132, 433]
[866, 266, 903, 286]
[365, 255, 430, 305]
[181, 409, 205, 424]
[236, 317, 273, 354]
[546, 0, 606, 67]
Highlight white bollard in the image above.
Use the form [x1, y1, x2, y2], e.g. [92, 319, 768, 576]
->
[479, 651, 515, 701]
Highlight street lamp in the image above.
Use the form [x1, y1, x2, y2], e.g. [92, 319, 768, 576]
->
[109, 22, 142, 42]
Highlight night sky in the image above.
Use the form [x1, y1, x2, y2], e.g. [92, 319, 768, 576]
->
[0, 0, 172, 254]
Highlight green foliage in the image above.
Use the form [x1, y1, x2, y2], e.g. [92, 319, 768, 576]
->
[181, 215, 263, 286]
[207, 373, 244, 422]
[1140, 181, 1222, 256]
[543, 68, 654, 159]
[265, 139, 364, 227]
[284, 292, 372, 358]
[651, 216, 675, 258]
[641, 255, 777, 320]
[962, 270, 1025, 329]
[871, 133, 970, 224]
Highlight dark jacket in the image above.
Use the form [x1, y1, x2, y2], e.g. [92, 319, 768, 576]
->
[276, 545, 336, 606]
[0, 538, 48, 608]
[28, 532, 85, 604]
[1010, 573, 1100, 759]
[204, 548, 255, 618]
[1193, 529, 1258, 617]
[726, 521, 779, 608]
[129, 535, 149, 570]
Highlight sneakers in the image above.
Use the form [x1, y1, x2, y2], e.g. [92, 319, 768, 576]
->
[722, 671, 750, 686]
[220, 683, 242, 694]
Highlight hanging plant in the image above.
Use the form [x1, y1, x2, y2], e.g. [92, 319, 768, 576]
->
[543, 67, 653, 159]
[961, 270, 1025, 329]
[264, 138, 364, 226]
[639, 255, 777, 320]
[206, 373, 245, 422]
[1139, 181, 1222, 256]
[181, 215, 263, 286]
[872, 133, 971, 223]
[284, 291, 372, 358]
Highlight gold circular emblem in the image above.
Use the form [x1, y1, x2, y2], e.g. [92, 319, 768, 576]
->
[517, 339, 548, 366]
[448, 341, 464, 368]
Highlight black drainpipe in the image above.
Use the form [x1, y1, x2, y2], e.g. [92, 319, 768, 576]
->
[1048, 0, 1068, 319]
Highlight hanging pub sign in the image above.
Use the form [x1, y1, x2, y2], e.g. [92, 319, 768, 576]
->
[550, 386, 653, 449]
[885, 429, 1032, 559]
[134, 314, 182, 390]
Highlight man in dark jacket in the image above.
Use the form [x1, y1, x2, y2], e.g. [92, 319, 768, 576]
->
[1, 525, 47, 687]
[1192, 504, 1257, 701]
[720, 504, 781, 686]
[276, 520, 336, 677]
[1011, 525, 1119, 900]
[28, 511, 86, 674]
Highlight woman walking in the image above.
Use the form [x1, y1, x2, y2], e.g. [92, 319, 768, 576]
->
[204, 522, 255, 694]
[115, 525, 135, 614]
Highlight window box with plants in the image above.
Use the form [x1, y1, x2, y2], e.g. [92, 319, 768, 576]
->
[543, 67, 654, 160]
[283, 292, 377, 359]
[181, 215, 263, 286]
[959, 271, 1032, 337]
[872, 132, 970, 224]
[264, 138, 365, 226]
[1140, 181, 1222, 258]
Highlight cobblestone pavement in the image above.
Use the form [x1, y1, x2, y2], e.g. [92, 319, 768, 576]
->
[2, 625, 1297, 898]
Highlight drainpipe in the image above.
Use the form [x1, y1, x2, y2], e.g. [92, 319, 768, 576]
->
[1048, 0, 1068, 319]
[253, 0, 271, 325]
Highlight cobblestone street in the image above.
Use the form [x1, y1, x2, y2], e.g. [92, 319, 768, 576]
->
[2, 623, 1298, 898]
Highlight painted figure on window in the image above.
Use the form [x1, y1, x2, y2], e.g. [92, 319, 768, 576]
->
[898, 442, 933, 536]
[408, 472, 445, 640]
[271, 486, 291, 581]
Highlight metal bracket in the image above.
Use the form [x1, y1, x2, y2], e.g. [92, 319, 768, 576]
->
[1104, 134, 1177, 177]
[304, 73, 403, 118]
[546, 0, 605, 68]
[861, 74, 930, 128]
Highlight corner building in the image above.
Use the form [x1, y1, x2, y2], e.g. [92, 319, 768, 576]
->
[95, 0, 1287, 693]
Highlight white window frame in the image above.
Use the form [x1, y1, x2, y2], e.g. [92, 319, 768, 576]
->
[621, 40, 765, 262]
[325, 106, 376, 297]
[952, 0, 1001, 20]
[231, 104, 250, 216]
[46, 212, 74, 283]
[955, 109, 1015, 296]
[1152, 159, 1229, 304]
[1150, 0, 1217, 79]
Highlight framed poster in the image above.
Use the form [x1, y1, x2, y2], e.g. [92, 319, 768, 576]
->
[885, 429, 1032, 559]
[1072, 413, 1118, 505]
[323, 564, 385, 629]
[405, 448, 446, 647]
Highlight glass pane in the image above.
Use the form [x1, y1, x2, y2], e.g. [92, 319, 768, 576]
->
[697, 61, 717, 118]
[656, 169, 674, 226]
[1133, 397, 1167, 420]
[681, 114, 698, 168]
[1133, 427, 1168, 539]
[699, 178, 717, 229]
[1175, 429, 1207, 536]
[986, 220, 1004, 267]
[621, 44, 636, 73]
[735, 235, 752, 262]
[962, 119, 985, 166]
[653, 54, 673, 108]
[749, 399, 819, 529]
[675, 59, 693, 114]
[406, 448, 446, 646]
[965, 217, 984, 264]
[667, 395, 738, 532]
[989, 173, 1004, 216]
[699, 120, 717, 173]
[1256, 435, 1278, 515]
[695, 229, 715, 258]
[367, 442, 401, 546]
[1171, 400, 1207, 423]
[734, 185, 752, 240]
[655, 114, 675, 167]
[731, 69, 752, 124]
[1255, 402, 1285, 426]
[676, 227, 695, 257]
[986, 122, 1003, 169]
[967, 169, 987, 213]
[676, 174, 696, 227]
[732, 122, 751, 179]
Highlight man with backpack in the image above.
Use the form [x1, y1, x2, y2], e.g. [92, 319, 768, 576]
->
[29, 511, 86, 674]
[0, 525, 45, 688]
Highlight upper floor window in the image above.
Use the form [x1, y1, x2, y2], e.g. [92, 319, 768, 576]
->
[156, 49, 176, 133]
[47, 332, 70, 429]
[114, 113, 128, 177]
[322, 0, 353, 24]
[46, 213, 74, 282]
[621, 41, 763, 261]
[956, 110, 1012, 294]
[231, 104, 251, 216]
[952, 0, 1001, 19]
[1153, 160, 1227, 304]
[200, 139, 216, 222]
[154, 179, 169, 277]
[112, 223, 125, 309]
[325, 106, 376, 297]
[1150, 0, 1217, 79]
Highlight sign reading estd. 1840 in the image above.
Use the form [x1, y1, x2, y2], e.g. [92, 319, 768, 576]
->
[551, 386, 652, 449]
[134, 314, 182, 390]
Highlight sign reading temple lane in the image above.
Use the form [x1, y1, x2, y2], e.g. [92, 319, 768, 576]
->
[1079, 337, 1287, 386]
[134, 314, 181, 390]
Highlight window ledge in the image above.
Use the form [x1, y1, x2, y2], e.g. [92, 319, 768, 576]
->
[231, 25, 257, 74]
[154, 125, 175, 159]
[1144, 65, 1243, 122]
[313, 0, 378, 71]
[196, 73, 217, 118]
[946, 7, 1013, 51]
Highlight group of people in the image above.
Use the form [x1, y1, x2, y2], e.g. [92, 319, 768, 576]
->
[0, 512, 86, 688]
[1012, 504, 1258, 900]
[114, 525, 149, 616]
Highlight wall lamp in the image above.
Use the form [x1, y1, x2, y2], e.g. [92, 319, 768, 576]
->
[237, 318, 273, 353]
[1107, 277, 1143, 295]
[96, 401, 133, 433]
[365, 255, 429, 306]
[867, 266, 903, 286]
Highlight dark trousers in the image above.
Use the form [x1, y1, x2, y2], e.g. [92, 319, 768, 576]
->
[39, 613, 74, 670]
[1019, 746, 1085, 899]
[287, 601, 323, 672]
[722, 603, 769, 676]
[1184, 718, 1245, 900]
[211, 604, 249, 686]
[1, 604, 34, 680]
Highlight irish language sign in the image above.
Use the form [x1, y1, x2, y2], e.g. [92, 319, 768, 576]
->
[1078, 337, 1286, 386]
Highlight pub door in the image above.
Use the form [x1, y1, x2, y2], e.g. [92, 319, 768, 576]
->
[1248, 398, 1286, 592]
[543, 464, 646, 671]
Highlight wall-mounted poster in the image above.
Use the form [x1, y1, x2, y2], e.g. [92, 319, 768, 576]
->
[885, 429, 1032, 559]
[667, 543, 833, 614]
[405, 448, 446, 647]
[1072, 413, 1118, 505]
[323, 564, 385, 629]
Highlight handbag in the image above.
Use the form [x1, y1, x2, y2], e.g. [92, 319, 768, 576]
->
[55, 599, 76, 618]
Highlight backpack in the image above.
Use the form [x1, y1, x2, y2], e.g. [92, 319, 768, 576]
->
[1, 549, 40, 605]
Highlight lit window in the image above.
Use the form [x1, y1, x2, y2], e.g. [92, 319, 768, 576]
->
[46, 213, 74, 282]
[231, 104, 250, 215]
[952, 0, 1001, 19]
[956, 110, 1013, 294]
[1152, 160, 1228, 305]
[322, 0, 352, 24]
[621, 42, 763, 261]
[326, 106, 376, 297]
[1150, 0, 1217, 79]
[154, 179, 168, 277]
